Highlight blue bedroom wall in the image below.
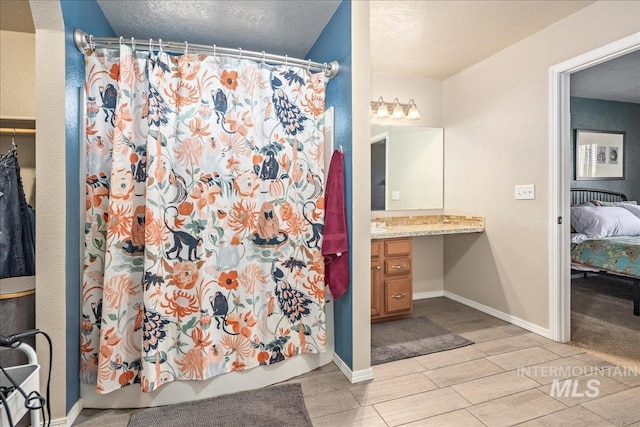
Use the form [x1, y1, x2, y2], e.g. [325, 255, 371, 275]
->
[307, 0, 354, 368]
[571, 97, 640, 200]
[60, 0, 115, 412]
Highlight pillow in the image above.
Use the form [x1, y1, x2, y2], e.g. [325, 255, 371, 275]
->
[591, 200, 637, 206]
[570, 206, 640, 238]
[622, 204, 640, 220]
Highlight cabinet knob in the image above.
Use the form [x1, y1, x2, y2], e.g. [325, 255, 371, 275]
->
[376, 265, 381, 270]
[391, 293, 407, 299]
[391, 264, 406, 270]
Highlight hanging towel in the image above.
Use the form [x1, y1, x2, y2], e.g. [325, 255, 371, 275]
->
[322, 149, 349, 300]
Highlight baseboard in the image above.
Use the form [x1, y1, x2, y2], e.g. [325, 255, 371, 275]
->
[443, 291, 551, 339]
[333, 353, 373, 383]
[66, 398, 83, 426]
[413, 290, 444, 300]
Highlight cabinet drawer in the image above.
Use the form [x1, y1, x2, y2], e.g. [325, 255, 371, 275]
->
[385, 278, 412, 314]
[384, 238, 411, 257]
[385, 257, 411, 276]
[371, 241, 382, 258]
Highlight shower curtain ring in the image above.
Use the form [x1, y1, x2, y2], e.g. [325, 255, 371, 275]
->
[159, 39, 163, 54]
[89, 34, 95, 50]
[285, 55, 288, 67]
[184, 41, 188, 55]
[213, 44, 217, 57]
[119, 36, 123, 46]
[131, 37, 136, 51]
[307, 59, 311, 71]
[238, 47, 242, 61]
[149, 38, 153, 53]
[261, 51, 266, 64]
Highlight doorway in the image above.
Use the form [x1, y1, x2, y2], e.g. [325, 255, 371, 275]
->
[549, 32, 640, 342]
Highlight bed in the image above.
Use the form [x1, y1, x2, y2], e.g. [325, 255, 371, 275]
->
[570, 188, 640, 316]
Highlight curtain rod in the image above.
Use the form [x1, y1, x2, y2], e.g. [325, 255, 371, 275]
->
[0, 127, 36, 136]
[73, 29, 339, 79]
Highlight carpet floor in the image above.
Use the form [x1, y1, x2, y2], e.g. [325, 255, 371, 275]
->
[370, 315, 473, 365]
[571, 274, 640, 369]
[127, 383, 311, 427]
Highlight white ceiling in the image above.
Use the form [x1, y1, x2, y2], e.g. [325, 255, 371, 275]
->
[2, 0, 637, 104]
[370, 0, 595, 80]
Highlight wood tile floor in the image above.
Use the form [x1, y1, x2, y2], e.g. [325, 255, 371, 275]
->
[73, 297, 640, 426]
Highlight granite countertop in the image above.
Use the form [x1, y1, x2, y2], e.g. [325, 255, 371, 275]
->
[370, 215, 485, 239]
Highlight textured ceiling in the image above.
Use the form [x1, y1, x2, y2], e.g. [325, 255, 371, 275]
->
[3, 1, 635, 104]
[370, 0, 595, 80]
[96, 0, 341, 58]
[571, 50, 640, 104]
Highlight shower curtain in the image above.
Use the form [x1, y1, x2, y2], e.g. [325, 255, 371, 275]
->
[81, 45, 328, 394]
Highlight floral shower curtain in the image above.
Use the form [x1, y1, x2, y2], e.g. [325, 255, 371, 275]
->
[81, 45, 328, 394]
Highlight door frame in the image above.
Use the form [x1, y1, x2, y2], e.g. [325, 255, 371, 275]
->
[548, 32, 640, 342]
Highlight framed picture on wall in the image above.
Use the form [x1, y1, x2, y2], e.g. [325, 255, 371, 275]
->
[575, 129, 625, 180]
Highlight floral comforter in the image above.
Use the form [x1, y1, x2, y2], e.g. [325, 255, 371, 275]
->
[571, 236, 640, 279]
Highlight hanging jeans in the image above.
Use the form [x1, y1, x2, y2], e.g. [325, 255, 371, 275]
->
[0, 147, 35, 279]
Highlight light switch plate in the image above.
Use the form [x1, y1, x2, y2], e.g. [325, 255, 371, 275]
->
[391, 191, 400, 201]
[515, 184, 535, 200]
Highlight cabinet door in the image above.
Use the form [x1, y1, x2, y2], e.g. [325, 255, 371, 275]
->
[371, 258, 383, 318]
[385, 277, 412, 315]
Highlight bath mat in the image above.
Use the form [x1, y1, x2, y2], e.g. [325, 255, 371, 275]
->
[371, 316, 474, 365]
[127, 383, 311, 427]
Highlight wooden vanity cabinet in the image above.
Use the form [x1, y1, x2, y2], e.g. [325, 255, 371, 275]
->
[371, 237, 413, 322]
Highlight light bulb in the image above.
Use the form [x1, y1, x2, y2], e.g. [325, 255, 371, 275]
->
[407, 99, 420, 120]
[392, 99, 405, 119]
[376, 102, 389, 118]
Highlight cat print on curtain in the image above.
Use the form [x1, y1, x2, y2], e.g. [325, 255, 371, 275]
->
[81, 45, 328, 394]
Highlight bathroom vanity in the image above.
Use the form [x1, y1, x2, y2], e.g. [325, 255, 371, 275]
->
[370, 215, 484, 322]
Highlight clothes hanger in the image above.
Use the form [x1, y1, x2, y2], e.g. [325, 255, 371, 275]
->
[11, 128, 17, 151]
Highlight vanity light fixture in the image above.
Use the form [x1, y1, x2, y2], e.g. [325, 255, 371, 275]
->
[370, 97, 421, 120]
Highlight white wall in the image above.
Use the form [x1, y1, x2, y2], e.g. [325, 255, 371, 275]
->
[29, 0, 68, 421]
[443, 1, 640, 330]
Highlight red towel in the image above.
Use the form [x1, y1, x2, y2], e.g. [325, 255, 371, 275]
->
[322, 150, 349, 300]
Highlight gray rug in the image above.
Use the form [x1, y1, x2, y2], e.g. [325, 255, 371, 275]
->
[371, 316, 474, 365]
[127, 383, 311, 427]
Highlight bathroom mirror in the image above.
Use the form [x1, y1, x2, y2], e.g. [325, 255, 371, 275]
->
[371, 125, 443, 211]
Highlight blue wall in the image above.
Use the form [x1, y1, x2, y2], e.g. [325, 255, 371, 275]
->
[571, 97, 640, 200]
[60, 0, 114, 412]
[307, 1, 353, 368]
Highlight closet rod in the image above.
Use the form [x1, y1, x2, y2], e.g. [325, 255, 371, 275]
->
[73, 29, 339, 79]
[0, 128, 36, 136]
